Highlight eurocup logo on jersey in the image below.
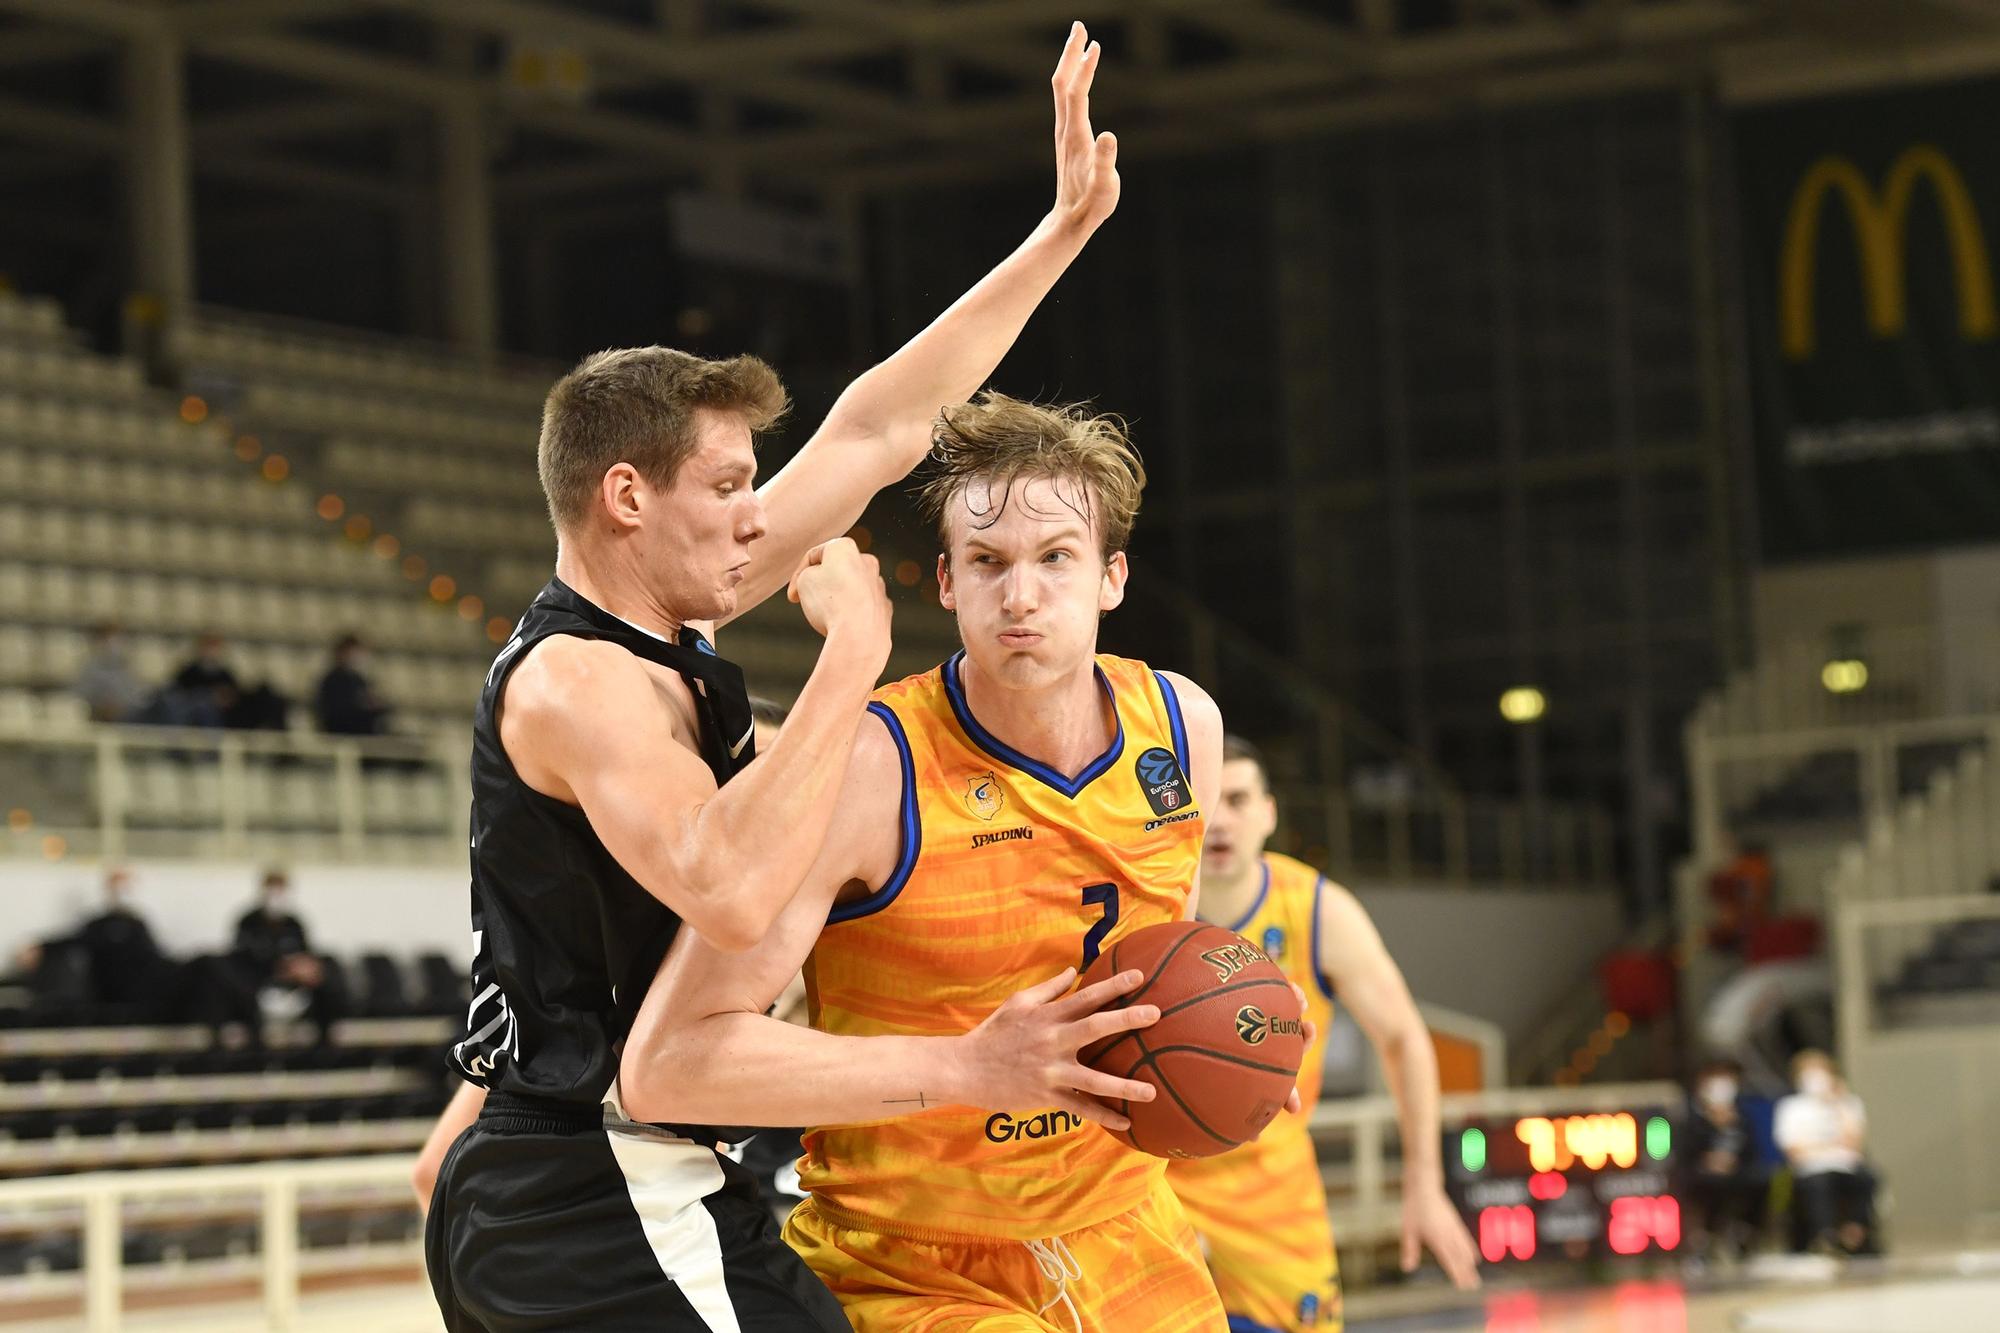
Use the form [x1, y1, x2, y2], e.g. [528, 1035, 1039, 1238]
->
[1263, 926, 1287, 961]
[963, 771, 1004, 821]
[1134, 746, 1191, 817]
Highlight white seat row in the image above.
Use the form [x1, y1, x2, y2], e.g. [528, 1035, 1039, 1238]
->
[0, 504, 405, 590]
[0, 687, 89, 733]
[173, 322, 550, 411]
[402, 498, 552, 554]
[0, 292, 64, 339]
[0, 563, 488, 655]
[325, 437, 543, 503]
[0, 447, 313, 527]
[0, 393, 228, 463]
[241, 382, 532, 450]
[103, 756, 452, 833]
[0, 345, 146, 400]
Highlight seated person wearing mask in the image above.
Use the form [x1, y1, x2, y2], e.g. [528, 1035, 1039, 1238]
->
[1773, 1049, 1878, 1255]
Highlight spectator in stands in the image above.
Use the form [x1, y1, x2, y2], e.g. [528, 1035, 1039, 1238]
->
[169, 632, 288, 731]
[14, 870, 243, 1032]
[1683, 1056, 1768, 1259]
[74, 621, 150, 723]
[314, 633, 391, 736]
[1774, 1049, 1878, 1255]
[167, 631, 240, 727]
[228, 869, 346, 1044]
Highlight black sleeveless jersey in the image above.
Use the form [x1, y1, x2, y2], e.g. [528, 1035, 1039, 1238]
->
[450, 577, 757, 1112]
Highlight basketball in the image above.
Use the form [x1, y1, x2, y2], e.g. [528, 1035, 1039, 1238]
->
[1079, 920, 1307, 1159]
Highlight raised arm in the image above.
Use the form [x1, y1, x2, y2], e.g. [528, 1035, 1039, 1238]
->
[722, 23, 1121, 623]
[1317, 883, 1481, 1289]
[619, 716, 1159, 1129]
[504, 540, 889, 952]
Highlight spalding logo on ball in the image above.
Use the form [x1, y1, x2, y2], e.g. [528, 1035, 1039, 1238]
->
[1078, 920, 1308, 1159]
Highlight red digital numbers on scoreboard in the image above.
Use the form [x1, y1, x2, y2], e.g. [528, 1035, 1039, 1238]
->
[1606, 1195, 1681, 1255]
[1478, 1204, 1537, 1262]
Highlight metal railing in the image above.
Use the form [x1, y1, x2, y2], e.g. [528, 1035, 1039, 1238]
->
[0, 1155, 419, 1333]
[0, 1080, 1687, 1330]
[1, 717, 469, 863]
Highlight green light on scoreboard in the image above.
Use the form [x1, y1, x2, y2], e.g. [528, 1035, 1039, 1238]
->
[1646, 1116, 1671, 1161]
[1461, 1127, 1487, 1173]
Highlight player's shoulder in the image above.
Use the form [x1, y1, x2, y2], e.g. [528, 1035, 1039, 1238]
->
[504, 634, 684, 738]
[1263, 849, 1326, 889]
[867, 659, 950, 716]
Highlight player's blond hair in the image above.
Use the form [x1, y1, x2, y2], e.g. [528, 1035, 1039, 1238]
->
[537, 346, 789, 532]
[918, 391, 1147, 561]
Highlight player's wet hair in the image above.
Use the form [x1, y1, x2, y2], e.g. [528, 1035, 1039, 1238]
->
[538, 346, 789, 532]
[919, 391, 1146, 562]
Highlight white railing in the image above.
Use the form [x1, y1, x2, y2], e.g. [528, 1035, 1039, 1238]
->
[1704, 620, 2000, 737]
[0, 1155, 419, 1333]
[0, 718, 470, 863]
[1684, 706, 2000, 873]
[0, 1080, 1685, 1330]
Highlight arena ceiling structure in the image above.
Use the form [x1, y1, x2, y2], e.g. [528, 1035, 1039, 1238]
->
[8, 0, 2000, 210]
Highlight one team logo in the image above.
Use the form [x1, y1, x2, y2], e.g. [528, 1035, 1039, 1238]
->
[964, 771, 1004, 821]
[1234, 1005, 1304, 1047]
[1135, 746, 1191, 817]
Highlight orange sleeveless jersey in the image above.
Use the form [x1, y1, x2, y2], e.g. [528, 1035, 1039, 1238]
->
[798, 651, 1206, 1243]
[1166, 853, 1340, 1301]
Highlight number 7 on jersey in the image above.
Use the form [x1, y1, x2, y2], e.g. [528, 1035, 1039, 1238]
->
[1079, 883, 1119, 970]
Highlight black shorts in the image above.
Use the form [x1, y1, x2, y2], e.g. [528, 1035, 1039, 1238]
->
[425, 1094, 849, 1331]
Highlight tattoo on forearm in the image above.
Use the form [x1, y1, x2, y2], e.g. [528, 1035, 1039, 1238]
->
[882, 1092, 931, 1109]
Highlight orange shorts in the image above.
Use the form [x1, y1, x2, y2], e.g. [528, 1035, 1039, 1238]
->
[782, 1178, 1227, 1333]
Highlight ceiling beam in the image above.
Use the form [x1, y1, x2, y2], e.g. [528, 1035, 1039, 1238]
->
[401, 0, 910, 125]
[193, 98, 416, 148]
[0, 95, 122, 154]
[192, 31, 472, 105]
[198, 150, 414, 208]
[168, 0, 369, 33]
[0, 0, 160, 38]
[0, 27, 106, 68]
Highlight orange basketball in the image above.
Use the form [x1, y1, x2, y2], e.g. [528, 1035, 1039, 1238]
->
[1079, 920, 1306, 1159]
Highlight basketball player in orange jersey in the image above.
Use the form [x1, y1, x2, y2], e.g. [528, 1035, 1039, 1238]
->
[1168, 738, 1481, 1332]
[619, 393, 1303, 1331]
[413, 19, 1131, 1230]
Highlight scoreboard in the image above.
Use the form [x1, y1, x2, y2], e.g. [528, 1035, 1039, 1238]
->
[1442, 1108, 1680, 1263]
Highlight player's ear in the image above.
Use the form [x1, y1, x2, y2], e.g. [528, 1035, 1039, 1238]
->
[1098, 550, 1128, 613]
[936, 553, 956, 611]
[600, 462, 644, 531]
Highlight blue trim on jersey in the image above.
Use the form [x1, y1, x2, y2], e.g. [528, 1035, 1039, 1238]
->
[827, 703, 921, 924]
[1309, 874, 1337, 1000]
[1153, 670, 1190, 775]
[1226, 1316, 1287, 1333]
[941, 651, 1124, 800]
[1226, 859, 1273, 936]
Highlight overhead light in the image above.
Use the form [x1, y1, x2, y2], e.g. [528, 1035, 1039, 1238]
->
[1499, 687, 1546, 724]
[1821, 659, 1869, 694]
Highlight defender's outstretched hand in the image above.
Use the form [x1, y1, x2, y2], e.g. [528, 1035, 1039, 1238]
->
[1051, 22, 1120, 235]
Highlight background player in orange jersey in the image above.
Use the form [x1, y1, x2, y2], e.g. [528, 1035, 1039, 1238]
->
[618, 393, 1319, 1332]
[1169, 738, 1481, 1332]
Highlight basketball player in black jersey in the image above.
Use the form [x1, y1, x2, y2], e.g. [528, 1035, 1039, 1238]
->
[424, 24, 1149, 1331]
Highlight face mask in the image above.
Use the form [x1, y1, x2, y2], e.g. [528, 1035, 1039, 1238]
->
[1799, 1069, 1835, 1097]
[1700, 1077, 1737, 1106]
